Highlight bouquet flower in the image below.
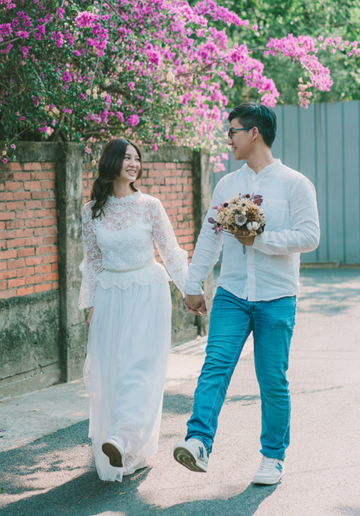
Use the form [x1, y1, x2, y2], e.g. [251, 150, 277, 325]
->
[208, 193, 265, 242]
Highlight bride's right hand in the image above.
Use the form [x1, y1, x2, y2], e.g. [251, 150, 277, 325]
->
[87, 307, 94, 326]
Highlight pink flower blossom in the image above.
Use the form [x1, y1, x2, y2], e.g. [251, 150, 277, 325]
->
[76, 11, 99, 28]
[128, 82, 135, 91]
[128, 114, 140, 126]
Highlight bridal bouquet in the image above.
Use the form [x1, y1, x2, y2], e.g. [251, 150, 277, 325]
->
[208, 193, 266, 237]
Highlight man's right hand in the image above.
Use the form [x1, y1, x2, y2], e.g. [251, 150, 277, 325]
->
[184, 294, 207, 316]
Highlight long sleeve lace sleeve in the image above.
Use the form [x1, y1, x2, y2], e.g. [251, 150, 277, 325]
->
[78, 202, 104, 310]
[152, 200, 188, 296]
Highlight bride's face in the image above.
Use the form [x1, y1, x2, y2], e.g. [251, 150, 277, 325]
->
[119, 145, 141, 183]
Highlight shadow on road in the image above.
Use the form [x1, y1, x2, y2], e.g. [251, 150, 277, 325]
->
[298, 269, 360, 315]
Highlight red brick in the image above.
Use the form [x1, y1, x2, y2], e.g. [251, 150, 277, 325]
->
[43, 254, 58, 264]
[26, 275, 43, 285]
[26, 256, 43, 266]
[34, 228, 51, 236]
[0, 192, 14, 201]
[43, 236, 57, 245]
[13, 172, 31, 181]
[8, 277, 25, 288]
[31, 191, 48, 200]
[36, 245, 54, 255]
[23, 162, 42, 171]
[0, 212, 15, 221]
[14, 191, 31, 200]
[1, 161, 22, 171]
[0, 281, 6, 290]
[24, 181, 40, 190]
[34, 283, 51, 293]
[48, 191, 56, 199]
[16, 229, 33, 238]
[41, 217, 57, 227]
[17, 266, 34, 277]
[0, 249, 16, 260]
[41, 162, 56, 170]
[42, 200, 56, 209]
[18, 248, 35, 257]
[25, 236, 42, 246]
[17, 286, 34, 296]
[8, 258, 25, 269]
[6, 220, 23, 229]
[0, 261, 6, 270]
[6, 182, 23, 190]
[51, 262, 58, 272]
[0, 222, 5, 230]
[30, 171, 48, 180]
[43, 272, 58, 281]
[24, 219, 42, 228]
[7, 201, 25, 211]
[48, 172, 55, 180]
[41, 181, 55, 190]
[35, 264, 52, 274]
[52, 281, 59, 289]
[2, 230, 16, 239]
[33, 209, 52, 218]
[16, 210, 34, 220]
[25, 200, 42, 210]
[7, 238, 25, 248]
[0, 289, 17, 299]
[148, 170, 159, 178]
[0, 270, 16, 280]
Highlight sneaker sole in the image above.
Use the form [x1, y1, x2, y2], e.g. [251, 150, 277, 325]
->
[102, 442, 123, 468]
[173, 446, 207, 472]
[123, 461, 148, 476]
[253, 472, 284, 485]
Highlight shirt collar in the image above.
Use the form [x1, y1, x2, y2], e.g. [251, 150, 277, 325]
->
[245, 159, 281, 176]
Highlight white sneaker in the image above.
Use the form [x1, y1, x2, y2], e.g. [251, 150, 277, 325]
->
[253, 456, 285, 485]
[101, 437, 124, 468]
[173, 438, 209, 472]
[123, 456, 148, 476]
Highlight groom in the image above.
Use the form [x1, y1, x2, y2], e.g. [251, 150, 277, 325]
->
[173, 102, 320, 484]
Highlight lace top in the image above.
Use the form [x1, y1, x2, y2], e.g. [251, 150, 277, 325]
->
[78, 191, 189, 309]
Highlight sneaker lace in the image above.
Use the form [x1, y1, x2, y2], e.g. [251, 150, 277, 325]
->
[258, 457, 280, 472]
[124, 455, 138, 468]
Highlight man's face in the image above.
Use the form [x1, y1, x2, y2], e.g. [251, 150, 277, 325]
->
[227, 119, 253, 161]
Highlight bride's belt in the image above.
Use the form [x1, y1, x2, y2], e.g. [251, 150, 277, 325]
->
[104, 259, 157, 273]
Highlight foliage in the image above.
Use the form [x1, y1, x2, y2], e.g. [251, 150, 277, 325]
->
[190, 0, 360, 105]
[1, 0, 359, 169]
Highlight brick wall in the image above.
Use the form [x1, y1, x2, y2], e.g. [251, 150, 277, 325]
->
[0, 161, 58, 300]
[82, 159, 195, 259]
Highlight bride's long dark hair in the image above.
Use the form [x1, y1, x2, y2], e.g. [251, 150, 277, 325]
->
[90, 137, 143, 219]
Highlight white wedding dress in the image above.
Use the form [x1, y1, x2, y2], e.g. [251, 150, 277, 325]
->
[78, 190, 188, 482]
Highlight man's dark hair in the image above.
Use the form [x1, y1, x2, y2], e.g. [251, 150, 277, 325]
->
[228, 102, 277, 148]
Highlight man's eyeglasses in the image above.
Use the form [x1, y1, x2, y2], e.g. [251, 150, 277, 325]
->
[227, 127, 252, 139]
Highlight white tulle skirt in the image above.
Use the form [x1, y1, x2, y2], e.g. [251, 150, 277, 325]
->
[83, 280, 172, 482]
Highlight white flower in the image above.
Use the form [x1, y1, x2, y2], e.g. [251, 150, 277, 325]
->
[235, 214, 247, 226]
[86, 89, 91, 96]
[93, 93, 98, 99]
[247, 221, 260, 231]
[166, 70, 176, 83]
[100, 91, 107, 98]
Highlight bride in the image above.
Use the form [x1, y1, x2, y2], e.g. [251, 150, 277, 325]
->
[78, 137, 188, 482]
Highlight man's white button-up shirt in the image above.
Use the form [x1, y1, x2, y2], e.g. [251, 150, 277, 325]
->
[185, 159, 320, 301]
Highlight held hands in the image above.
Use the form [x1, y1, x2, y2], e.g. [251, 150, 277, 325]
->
[87, 306, 94, 326]
[184, 294, 207, 316]
[234, 233, 255, 247]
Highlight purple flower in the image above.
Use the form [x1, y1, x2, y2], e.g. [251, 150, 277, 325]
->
[127, 114, 140, 127]
[62, 71, 72, 83]
[2, 158, 8, 164]
[76, 11, 99, 28]
[128, 82, 135, 91]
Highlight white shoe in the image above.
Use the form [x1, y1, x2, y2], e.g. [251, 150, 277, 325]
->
[173, 439, 209, 472]
[123, 456, 148, 476]
[253, 456, 285, 485]
[101, 437, 124, 468]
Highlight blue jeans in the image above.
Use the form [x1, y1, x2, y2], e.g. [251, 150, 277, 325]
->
[186, 287, 297, 461]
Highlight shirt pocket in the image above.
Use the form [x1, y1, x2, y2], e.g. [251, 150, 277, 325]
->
[261, 199, 289, 231]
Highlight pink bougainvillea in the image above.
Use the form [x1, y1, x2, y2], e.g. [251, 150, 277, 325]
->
[0, 0, 358, 169]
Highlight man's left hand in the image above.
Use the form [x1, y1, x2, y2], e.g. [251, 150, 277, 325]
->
[234, 234, 255, 246]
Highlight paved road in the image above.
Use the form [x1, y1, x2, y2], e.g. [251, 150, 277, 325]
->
[0, 269, 360, 516]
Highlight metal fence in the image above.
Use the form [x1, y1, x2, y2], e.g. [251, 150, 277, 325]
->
[212, 101, 360, 265]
